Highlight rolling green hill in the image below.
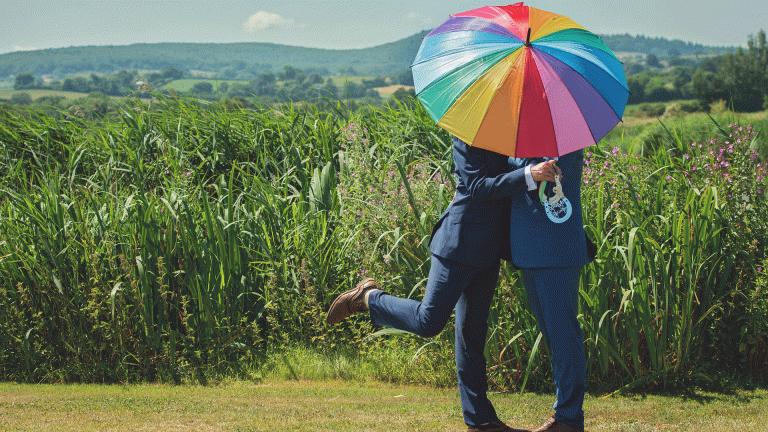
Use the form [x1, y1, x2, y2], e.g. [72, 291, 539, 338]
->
[0, 31, 735, 81]
[0, 32, 429, 80]
[600, 34, 735, 56]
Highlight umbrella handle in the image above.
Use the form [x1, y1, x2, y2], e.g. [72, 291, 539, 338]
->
[538, 160, 552, 205]
[539, 173, 565, 206]
[539, 173, 572, 224]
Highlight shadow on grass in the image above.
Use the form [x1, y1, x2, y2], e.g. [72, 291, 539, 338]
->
[586, 370, 768, 405]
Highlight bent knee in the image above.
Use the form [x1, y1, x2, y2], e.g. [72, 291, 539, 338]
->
[417, 317, 448, 338]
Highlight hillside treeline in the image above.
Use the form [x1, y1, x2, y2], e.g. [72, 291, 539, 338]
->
[625, 30, 768, 111]
[603, 34, 734, 57]
[6, 30, 766, 113]
[0, 34, 427, 79]
[10, 65, 415, 105]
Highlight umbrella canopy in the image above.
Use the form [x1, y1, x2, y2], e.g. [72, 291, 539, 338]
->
[412, 2, 629, 158]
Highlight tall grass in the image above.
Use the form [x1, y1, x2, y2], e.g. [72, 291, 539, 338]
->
[1, 96, 766, 388]
[0, 97, 354, 382]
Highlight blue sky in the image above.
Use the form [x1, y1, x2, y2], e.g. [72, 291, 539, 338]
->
[1, 0, 767, 54]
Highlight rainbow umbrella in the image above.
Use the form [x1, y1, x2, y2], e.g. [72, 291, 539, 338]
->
[412, 2, 628, 157]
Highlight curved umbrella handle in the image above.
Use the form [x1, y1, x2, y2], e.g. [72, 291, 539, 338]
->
[539, 171, 572, 224]
[538, 178, 565, 205]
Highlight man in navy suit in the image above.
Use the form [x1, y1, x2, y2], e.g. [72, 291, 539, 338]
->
[327, 136, 558, 432]
[509, 150, 593, 432]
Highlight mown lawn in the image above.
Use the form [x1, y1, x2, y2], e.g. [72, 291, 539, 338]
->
[0, 380, 765, 431]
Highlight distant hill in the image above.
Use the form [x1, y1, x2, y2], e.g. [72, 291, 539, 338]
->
[0, 31, 735, 80]
[600, 34, 735, 57]
[0, 32, 430, 81]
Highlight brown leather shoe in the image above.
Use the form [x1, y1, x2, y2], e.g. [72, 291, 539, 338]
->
[325, 278, 379, 325]
[467, 420, 530, 432]
[532, 415, 583, 432]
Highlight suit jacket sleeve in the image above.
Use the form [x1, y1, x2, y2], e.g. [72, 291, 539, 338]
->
[454, 141, 529, 202]
[509, 157, 545, 170]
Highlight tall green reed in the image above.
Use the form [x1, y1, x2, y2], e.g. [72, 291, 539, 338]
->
[0, 96, 357, 381]
[1, 95, 765, 387]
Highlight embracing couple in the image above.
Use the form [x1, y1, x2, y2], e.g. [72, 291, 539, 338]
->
[326, 136, 595, 432]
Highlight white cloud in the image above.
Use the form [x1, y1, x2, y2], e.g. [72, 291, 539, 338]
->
[243, 11, 294, 32]
[11, 45, 38, 52]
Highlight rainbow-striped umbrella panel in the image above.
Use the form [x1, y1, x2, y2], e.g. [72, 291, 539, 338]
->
[412, 2, 629, 157]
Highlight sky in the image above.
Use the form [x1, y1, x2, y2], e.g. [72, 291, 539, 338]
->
[1, 0, 767, 55]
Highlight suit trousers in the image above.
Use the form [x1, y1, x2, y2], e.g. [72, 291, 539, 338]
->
[521, 267, 585, 429]
[368, 254, 500, 427]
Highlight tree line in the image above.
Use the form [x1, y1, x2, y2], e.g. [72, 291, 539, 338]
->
[11, 64, 416, 105]
[12, 67, 183, 97]
[623, 30, 767, 112]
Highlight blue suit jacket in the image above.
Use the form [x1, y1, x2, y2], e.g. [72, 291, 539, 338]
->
[429, 137, 528, 268]
[508, 150, 595, 269]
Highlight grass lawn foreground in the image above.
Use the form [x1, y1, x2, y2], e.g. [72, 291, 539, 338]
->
[0, 380, 765, 431]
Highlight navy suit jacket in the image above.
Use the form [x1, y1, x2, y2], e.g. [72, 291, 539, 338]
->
[429, 137, 528, 268]
[508, 150, 595, 269]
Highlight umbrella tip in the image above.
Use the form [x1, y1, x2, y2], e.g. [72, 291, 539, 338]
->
[525, 28, 531, 47]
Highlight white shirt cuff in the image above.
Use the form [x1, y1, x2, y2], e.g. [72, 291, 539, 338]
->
[524, 165, 537, 191]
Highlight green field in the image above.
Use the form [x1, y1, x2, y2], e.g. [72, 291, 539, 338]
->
[162, 78, 249, 92]
[326, 75, 377, 86]
[0, 380, 765, 431]
[158, 76, 414, 98]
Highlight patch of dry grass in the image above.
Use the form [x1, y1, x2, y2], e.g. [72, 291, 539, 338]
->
[0, 89, 88, 100]
[1, 380, 766, 431]
[373, 85, 414, 97]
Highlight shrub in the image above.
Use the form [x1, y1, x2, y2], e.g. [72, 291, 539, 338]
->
[10, 92, 32, 105]
[337, 121, 449, 284]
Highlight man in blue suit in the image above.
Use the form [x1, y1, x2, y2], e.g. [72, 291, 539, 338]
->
[327, 136, 558, 432]
[509, 150, 594, 432]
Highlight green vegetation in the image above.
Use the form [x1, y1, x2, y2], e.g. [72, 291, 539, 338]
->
[0, 94, 766, 392]
[0, 32, 429, 81]
[692, 30, 768, 111]
[624, 30, 768, 112]
[601, 34, 735, 57]
[8, 67, 182, 98]
[162, 79, 248, 92]
[5, 30, 764, 113]
[0, 89, 111, 101]
[0, 32, 734, 82]
[5, 65, 404, 105]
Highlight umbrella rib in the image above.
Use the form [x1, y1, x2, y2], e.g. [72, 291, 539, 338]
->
[533, 46, 629, 120]
[464, 64, 515, 131]
[412, 31, 523, 66]
[412, 42, 521, 67]
[533, 48, 623, 144]
[535, 42, 628, 90]
[412, 4, 629, 156]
